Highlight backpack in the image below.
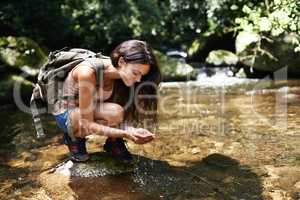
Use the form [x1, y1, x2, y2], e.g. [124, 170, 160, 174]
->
[30, 47, 109, 139]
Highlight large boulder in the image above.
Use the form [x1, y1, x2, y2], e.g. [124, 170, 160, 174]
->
[38, 153, 149, 200]
[187, 32, 236, 63]
[205, 50, 238, 67]
[236, 31, 300, 75]
[154, 50, 196, 81]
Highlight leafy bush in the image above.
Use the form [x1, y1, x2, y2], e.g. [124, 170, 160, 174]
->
[234, 0, 300, 51]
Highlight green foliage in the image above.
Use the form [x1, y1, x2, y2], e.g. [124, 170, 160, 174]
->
[233, 0, 300, 52]
[192, 0, 300, 38]
[60, 0, 207, 51]
[204, 0, 300, 44]
[154, 50, 196, 81]
[0, 0, 72, 49]
[0, 0, 299, 62]
[0, 36, 46, 68]
[204, 0, 263, 35]
[0, 0, 207, 52]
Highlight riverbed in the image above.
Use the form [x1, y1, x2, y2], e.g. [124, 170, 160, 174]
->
[0, 79, 299, 200]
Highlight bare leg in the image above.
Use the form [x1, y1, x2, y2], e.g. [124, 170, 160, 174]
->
[67, 102, 133, 163]
[68, 102, 125, 138]
[63, 102, 125, 161]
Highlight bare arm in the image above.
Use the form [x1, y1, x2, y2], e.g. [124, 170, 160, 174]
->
[76, 65, 131, 139]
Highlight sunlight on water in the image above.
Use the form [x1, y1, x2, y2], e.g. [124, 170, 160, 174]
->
[1, 76, 300, 199]
[196, 67, 259, 87]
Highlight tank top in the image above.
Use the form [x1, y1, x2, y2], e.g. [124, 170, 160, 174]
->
[52, 61, 112, 115]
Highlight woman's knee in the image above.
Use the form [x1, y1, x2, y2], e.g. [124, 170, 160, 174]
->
[106, 103, 124, 126]
[94, 102, 124, 126]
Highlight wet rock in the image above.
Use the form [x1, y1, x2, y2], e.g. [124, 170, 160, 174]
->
[269, 190, 291, 200]
[206, 50, 238, 67]
[202, 153, 239, 168]
[12, 178, 36, 190]
[263, 165, 300, 199]
[191, 147, 201, 154]
[24, 153, 38, 162]
[236, 32, 300, 75]
[28, 188, 52, 200]
[39, 169, 75, 200]
[236, 32, 260, 56]
[38, 153, 155, 200]
[49, 153, 134, 178]
[154, 50, 196, 81]
[294, 181, 300, 189]
[235, 67, 247, 78]
[278, 93, 300, 104]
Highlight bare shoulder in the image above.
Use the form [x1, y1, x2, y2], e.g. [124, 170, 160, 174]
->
[73, 61, 96, 82]
[101, 57, 113, 69]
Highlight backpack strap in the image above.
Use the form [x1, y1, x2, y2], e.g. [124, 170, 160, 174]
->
[31, 101, 45, 139]
[31, 50, 108, 140]
[85, 56, 106, 88]
[30, 83, 47, 139]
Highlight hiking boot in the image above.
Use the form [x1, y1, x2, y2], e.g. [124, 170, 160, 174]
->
[67, 138, 90, 162]
[103, 138, 133, 164]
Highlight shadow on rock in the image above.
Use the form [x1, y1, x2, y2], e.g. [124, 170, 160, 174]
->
[130, 153, 263, 200]
[40, 153, 263, 200]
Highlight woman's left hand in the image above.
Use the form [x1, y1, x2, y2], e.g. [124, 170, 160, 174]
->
[125, 127, 155, 144]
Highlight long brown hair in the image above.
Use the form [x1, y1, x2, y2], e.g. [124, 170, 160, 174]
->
[110, 40, 161, 129]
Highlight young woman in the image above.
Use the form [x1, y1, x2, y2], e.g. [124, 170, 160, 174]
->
[53, 40, 161, 163]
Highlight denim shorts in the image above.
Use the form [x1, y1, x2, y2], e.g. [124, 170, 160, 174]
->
[54, 109, 76, 142]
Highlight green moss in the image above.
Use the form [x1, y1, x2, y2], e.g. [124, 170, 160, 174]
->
[236, 32, 300, 73]
[206, 50, 238, 66]
[154, 50, 196, 81]
[67, 153, 134, 177]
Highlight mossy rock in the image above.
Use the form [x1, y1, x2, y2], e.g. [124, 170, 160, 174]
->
[0, 36, 47, 70]
[236, 31, 260, 55]
[236, 31, 300, 74]
[52, 152, 134, 178]
[154, 50, 196, 81]
[0, 74, 34, 103]
[206, 50, 238, 66]
[38, 153, 154, 200]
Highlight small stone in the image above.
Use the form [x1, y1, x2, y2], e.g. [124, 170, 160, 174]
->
[191, 147, 201, 154]
[223, 176, 234, 184]
[294, 181, 300, 189]
[25, 153, 38, 162]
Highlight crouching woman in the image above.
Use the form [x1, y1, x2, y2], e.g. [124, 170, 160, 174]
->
[53, 40, 161, 163]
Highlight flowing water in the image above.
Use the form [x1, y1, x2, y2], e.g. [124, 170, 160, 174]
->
[0, 70, 300, 199]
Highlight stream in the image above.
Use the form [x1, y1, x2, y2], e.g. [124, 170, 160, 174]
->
[0, 68, 299, 200]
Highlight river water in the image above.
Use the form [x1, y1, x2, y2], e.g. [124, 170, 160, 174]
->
[0, 69, 299, 199]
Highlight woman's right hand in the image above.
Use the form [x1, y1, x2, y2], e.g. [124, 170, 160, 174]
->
[124, 127, 155, 144]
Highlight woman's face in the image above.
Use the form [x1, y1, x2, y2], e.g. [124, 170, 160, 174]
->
[118, 57, 150, 86]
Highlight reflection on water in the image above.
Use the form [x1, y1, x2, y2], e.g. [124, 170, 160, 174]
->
[196, 67, 259, 86]
[0, 79, 300, 199]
